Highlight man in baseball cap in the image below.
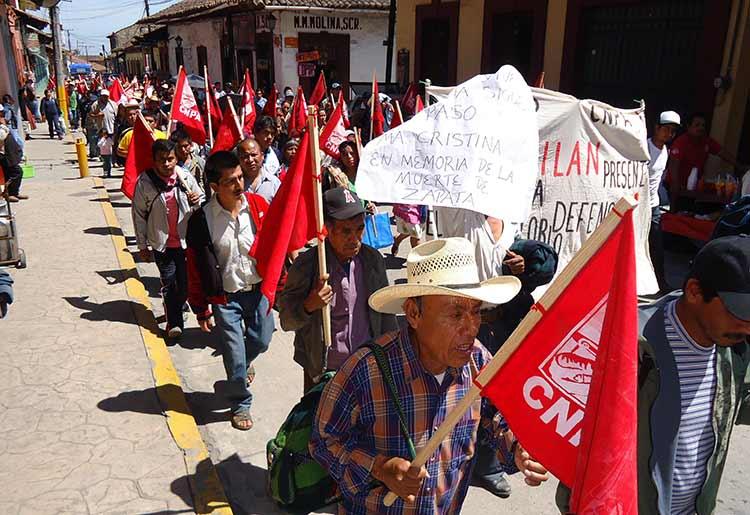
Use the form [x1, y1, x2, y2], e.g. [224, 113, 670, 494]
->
[278, 187, 396, 391]
[647, 110, 681, 293]
[558, 235, 750, 513]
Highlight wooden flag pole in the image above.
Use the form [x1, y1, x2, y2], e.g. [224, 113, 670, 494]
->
[166, 65, 183, 138]
[354, 127, 363, 156]
[394, 100, 404, 126]
[370, 70, 375, 141]
[227, 98, 242, 137]
[382, 195, 639, 506]
[307, 105, 332, 349]
[204, 65, 214, 148]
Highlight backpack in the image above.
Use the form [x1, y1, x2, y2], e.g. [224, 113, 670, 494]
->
[266, 341, 416, 511]
[711, 196, 750, 239]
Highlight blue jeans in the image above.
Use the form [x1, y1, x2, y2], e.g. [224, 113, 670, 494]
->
[213, 289, 275, 413]
[153, 248, 188, 331]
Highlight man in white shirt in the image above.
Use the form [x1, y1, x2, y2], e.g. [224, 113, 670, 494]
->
[185, 151, 274, 431]
[648, 111, 680, 293]
[237, 138, 280, 204]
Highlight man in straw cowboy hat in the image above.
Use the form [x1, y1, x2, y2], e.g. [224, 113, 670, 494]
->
[310, 237, 549, 514]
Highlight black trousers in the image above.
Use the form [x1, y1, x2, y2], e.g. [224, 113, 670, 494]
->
[3, 163, 22, 197]
[153, 248, 188, 330]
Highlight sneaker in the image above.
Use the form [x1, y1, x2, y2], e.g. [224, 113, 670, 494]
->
[15, 194, 29, 200]
[166, 326, 183, 339]
[6, 196, 19, 203]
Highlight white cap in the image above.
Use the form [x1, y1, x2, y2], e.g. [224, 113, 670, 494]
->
[99, 88, 109, 96]
[659, 111, 681, 126]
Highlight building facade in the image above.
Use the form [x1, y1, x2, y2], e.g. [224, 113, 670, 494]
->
[397, 0, 750, 159]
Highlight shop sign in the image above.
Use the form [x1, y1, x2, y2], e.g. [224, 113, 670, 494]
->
[298, 63, 316, 78]
[296, 51, 320, 63]
[293, 15, 362, 31]
[284, 37, 299, 48]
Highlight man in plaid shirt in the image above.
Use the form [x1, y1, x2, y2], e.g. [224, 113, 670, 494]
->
[310, 238, 549, 514]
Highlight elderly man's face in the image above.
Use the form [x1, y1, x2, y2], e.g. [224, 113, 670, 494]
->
[326, 214, 365, 261]
[405, 295, 482, 372]
[684, 279, 750, 346]
[238, 140, 263, 177]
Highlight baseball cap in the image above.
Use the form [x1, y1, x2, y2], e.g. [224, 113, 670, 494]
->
[659, 111, 681, 126]
[689, 236, 750, 321]
[284, 87, 294, 97]
[331, 82, 341, 89]
[99, 88, 109, 96]
[324, 187, 365, 220]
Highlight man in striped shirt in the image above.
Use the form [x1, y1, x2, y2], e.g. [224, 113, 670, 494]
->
[558, 236, 750, 514]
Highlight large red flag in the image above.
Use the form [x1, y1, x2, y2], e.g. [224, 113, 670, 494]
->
[210, 103, 242, 155]
[319, 93, 348, 159]
[371, 74, 385, 139]
[309, 72, 327, 106]
[121, 114, 157, 199]
[287, 86, 308, 137]
[109, 79, 125, 104]
[240, 69, 256, 135]
[481, 209, 638, 512]
[170, 68, 207, 145]
[263, 84, 278, 117]
[250, 131, 318, 310]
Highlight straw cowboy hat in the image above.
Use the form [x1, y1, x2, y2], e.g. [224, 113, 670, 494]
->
[369, 238, 522, 315]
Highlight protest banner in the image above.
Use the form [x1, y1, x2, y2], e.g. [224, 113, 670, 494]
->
[425, 84, 656, 293]
[356, 65, 539, 226]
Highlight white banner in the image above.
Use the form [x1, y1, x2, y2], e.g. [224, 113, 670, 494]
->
[356, 66, 539, 225]
[427, 85, 657, 295]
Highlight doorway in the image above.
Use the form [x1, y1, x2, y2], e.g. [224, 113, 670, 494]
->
[298, 32, 350, 100]
[415, 3, 459, 85]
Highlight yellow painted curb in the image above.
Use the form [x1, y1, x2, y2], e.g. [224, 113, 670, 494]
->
[93, 177, 233, 515]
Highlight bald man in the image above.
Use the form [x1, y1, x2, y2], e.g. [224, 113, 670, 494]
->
[237, 138, 281, 204]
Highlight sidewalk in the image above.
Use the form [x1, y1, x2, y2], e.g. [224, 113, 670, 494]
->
[0, 130, 195, 514]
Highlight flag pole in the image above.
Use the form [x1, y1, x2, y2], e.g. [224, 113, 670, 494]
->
[382, 195, 639, 507]
[307, 106, 332, 349]
[167, 65, 183, 138]
[227, 98, 243, 137]
[370, 70, 375, 141]
[354, 127, 363, 156]
[204, 65, 214, 148]
[394, 100, 403, 126]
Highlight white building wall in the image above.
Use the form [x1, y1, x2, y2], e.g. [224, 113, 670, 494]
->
[260, 9, 395, 92]
[167, 20, 223, 81]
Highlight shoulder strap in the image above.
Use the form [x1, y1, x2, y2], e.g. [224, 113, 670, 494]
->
[364, 341, 417, 461]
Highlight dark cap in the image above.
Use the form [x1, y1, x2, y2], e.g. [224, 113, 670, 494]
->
[324, 187, 365, 220]
[690, 236, 750, 321]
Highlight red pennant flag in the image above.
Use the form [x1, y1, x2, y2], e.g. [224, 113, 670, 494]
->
[240, 69, 257, 135]
[371, 73, 385, 139]
[204, 69, 223, 131]
[402, 82, 419, 114]
[414, 94, 425, 113]
[309, 72, 327, 106]
[170, 68, 207, 145]
[250, 131, 318, 310]
[319, 93, 348, 160]
[481, 209, 638, 511]
[263, 84, 278, 117]
[121, 114, 158, 199]
[288, 86, 308, 137]
[390, 100, 404, 129]
[108, 79, 125, 104]
[210, 103, 243, 155]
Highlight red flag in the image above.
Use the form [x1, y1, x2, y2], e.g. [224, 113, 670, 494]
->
[109, 79, 125, 104]
[401, 83, 419, 114]
[240, 69, 256, 135]
[309, 72, 327, 106]
[205, 70, 223, 130]
[250, 131, 318, 310]
[121, 115, 157, 199]
[263, 84, 278, 117]
[414, 94, 425, 113]
[288, 86, 308, 137]
[210, 103, 243, 154]
[390, 100, 404, 129]
[319, 93, 348, 160]
[371, 73, 385, 139]
[481, 209, 638, 512]
[170, 68, 207, 145]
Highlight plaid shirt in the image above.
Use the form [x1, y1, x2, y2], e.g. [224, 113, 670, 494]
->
[310, 328, 516, 514]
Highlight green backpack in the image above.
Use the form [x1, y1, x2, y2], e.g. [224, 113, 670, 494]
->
[266, 342, 416, 512]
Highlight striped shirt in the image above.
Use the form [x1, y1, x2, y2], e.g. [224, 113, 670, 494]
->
[664, 300, 717, 514]
[310, 329, 515, 514]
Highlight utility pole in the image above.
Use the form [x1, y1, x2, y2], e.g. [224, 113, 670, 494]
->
[144, 0, 150, 17]
[84, 44, 88, 60]
[384, 0, 396, 84]
[66, 29, 72, 53]
[49, 4, 70, 130]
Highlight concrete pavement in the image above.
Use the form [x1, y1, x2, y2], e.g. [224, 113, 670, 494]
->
[3, 127, 749, 514]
